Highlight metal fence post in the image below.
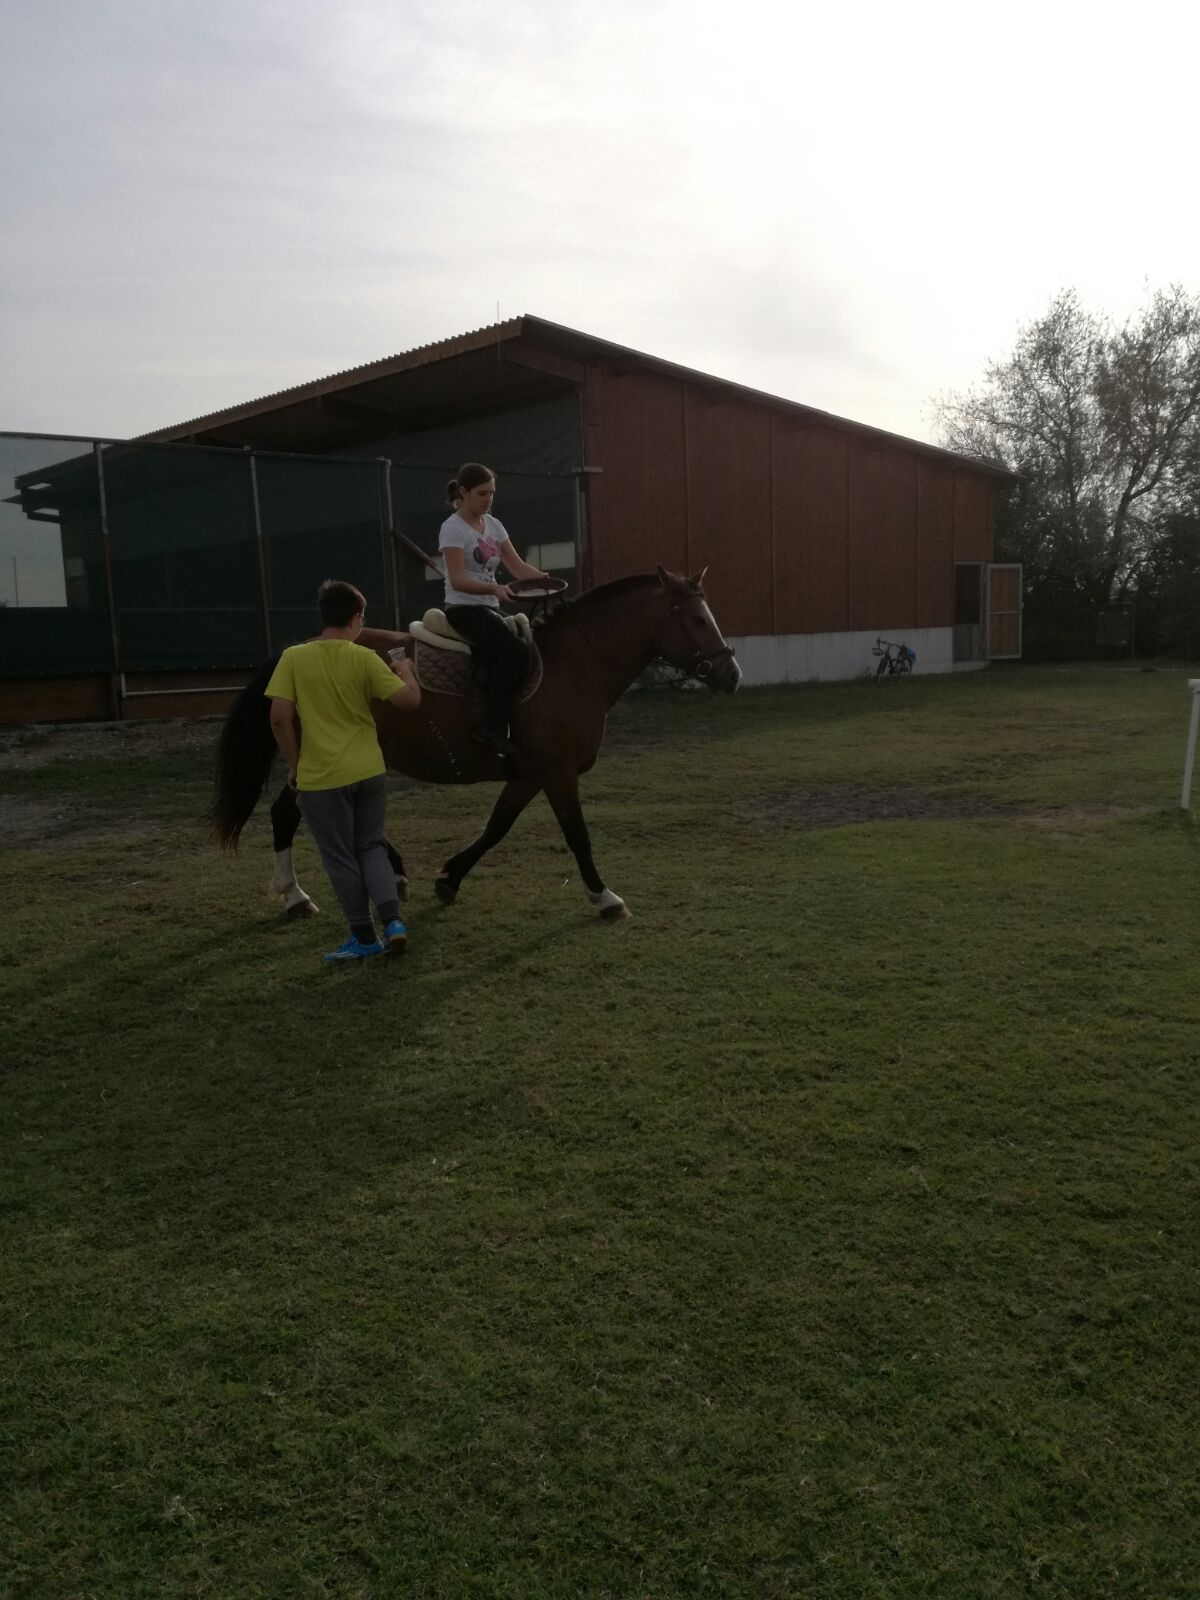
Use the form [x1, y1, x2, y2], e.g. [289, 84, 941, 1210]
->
[248, 451, 273, 657]
[93, 441, 124, 719]
[379, 458, 400, 630]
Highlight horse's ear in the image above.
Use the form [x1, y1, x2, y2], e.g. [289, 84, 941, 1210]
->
[655, 564, 672, 590]
[690, 565, 709, 589]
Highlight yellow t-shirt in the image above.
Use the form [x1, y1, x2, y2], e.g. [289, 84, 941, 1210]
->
[264, 640, 406, 791]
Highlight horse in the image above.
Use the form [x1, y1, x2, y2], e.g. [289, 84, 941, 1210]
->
[209, 566, 741, 921]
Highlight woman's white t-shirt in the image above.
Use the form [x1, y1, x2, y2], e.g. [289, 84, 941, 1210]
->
[438, 512, 508, 608]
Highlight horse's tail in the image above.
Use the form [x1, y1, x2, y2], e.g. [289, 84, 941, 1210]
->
[208, 656, 282, 850]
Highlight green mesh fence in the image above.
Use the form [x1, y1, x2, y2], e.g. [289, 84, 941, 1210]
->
[256, 455, 388, 649]
[0, 434, 580, 681]
[99, 443, 264, 670]
[0, 435, 113, 675]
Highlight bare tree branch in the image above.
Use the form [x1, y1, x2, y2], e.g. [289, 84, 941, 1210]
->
[934, 287, 1200, 609]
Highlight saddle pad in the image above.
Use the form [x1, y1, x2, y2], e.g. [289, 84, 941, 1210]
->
[410, 620, 471, 653]
[408, 610, 533, 653]
[414, 637, 544, 705]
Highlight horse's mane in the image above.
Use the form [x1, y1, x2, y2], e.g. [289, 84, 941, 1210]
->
[535, 570, 692, 631]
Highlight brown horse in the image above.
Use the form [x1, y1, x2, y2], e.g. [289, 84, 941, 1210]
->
[210, 567, 740, 920]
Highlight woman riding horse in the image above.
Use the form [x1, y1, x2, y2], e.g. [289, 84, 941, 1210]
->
[439, 462, 550, 757]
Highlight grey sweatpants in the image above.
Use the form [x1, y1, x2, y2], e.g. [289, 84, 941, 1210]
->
[297, 774, 395, 930]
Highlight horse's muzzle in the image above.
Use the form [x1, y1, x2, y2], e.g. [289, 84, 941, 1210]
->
[705, 656, 742, 694]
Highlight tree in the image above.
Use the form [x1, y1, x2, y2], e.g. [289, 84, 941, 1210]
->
[935, 287, 1200, 614]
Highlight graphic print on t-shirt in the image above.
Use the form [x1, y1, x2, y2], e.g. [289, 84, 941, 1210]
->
[472, 533, 499, 573]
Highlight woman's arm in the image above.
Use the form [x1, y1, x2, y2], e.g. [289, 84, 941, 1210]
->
[444, 544, 513, 600]
[498, 540, 548, 581]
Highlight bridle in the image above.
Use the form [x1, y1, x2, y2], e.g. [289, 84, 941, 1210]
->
[658, 591, 737, 681]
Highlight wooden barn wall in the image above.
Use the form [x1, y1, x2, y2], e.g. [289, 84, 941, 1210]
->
[0, 676, 114, 726]
[586, 370, 689, 582]
[849, 444, 919, 630]
[682, 394, 771, 635]
[772, 423, 849, 634]
[589, 365, 997, 636]
[953, 472, 992, 562]
[918, 462, 956, 626]
[0, 670, 249, 726]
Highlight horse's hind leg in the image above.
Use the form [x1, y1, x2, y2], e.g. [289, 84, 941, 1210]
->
[269, 784, 405, 915]
[384, 839, 408, 902]
[544, 775, 629, 921]
[435, 779, 541, 904]
[268, 784, 319, 918]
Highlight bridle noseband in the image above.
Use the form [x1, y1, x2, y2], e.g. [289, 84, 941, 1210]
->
[661, 594, 736, 680]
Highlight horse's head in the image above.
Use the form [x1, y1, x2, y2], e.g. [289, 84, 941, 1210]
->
[653, 566, 741, 694]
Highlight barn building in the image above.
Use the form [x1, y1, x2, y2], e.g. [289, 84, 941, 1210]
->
[145, 315, 1022, 681]
[0, 317, 1019, 724]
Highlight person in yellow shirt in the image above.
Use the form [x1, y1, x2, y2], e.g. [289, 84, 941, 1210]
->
[265, 579, 421, 963]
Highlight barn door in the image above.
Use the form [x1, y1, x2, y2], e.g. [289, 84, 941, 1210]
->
[985, 563, 1022, 659]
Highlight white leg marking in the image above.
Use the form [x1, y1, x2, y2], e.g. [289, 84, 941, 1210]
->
[269, 847, 314, 912]
[585, 886, 628, 917]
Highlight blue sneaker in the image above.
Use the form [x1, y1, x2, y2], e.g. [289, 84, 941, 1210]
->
[383, 918, 408, 954]
[323, 935, 384, 963]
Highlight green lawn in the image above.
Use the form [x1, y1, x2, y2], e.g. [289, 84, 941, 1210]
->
[2, 664, 1198, 1599]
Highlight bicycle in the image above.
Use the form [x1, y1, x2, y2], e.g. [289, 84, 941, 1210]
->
[871, 637, 916, 681]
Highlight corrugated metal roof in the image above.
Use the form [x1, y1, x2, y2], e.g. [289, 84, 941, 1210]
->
[142, 313, 1017, 480]
[139, 318, 528, 441]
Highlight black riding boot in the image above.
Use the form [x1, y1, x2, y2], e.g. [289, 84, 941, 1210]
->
[473, 708, 514, 757]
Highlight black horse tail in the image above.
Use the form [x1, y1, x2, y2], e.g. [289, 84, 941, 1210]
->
[208, 655, 282, 850]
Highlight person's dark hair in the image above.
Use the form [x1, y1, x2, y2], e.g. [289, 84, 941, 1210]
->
[446, 461, 494, 507]
[318, 579, 366, 628]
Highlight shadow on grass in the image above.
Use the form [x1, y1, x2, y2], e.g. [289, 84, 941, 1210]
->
[3, 887, 627, 1254]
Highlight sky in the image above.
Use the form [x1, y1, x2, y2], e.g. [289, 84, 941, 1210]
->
[1, 0, 1197, 449]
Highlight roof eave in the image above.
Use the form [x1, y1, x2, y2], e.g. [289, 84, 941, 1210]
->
[137, 318, 529, 443]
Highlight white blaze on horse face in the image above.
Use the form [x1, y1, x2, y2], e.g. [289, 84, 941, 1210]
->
[698, 601, 742, 688]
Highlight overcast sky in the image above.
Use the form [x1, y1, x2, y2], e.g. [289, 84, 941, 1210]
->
[1, 0, 1197, 447]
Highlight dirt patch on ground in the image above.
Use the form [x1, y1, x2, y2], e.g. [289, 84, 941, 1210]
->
[0, 718, 221, 774]
[732, 787, 1147, 832]
[0, 720, 222, 851]
[1, 794, 113, 851]
[0, 793, 205, 854]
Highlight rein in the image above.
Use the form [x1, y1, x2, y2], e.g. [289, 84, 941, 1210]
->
[663, 598, 737, 680]
[557, 586, 735, 686]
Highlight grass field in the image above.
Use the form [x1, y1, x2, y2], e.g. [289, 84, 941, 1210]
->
[2, 664, 1199, 1599]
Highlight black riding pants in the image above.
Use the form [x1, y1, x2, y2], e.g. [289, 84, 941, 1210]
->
[445, 605, 528, 722]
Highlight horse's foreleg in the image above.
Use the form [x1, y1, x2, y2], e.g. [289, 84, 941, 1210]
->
[543, 775, 630, 921]
[435, 779, 541, 905]
[268, 784, 319, 918]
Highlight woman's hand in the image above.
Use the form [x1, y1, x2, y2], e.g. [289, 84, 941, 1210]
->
[493, 581, 516, 602]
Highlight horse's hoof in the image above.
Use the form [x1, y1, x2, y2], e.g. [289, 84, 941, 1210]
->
[587, 887, 629, 921]
[396, 876, 409, 903]
[285, 897, 319, 919]
[434, 875, 457, 906]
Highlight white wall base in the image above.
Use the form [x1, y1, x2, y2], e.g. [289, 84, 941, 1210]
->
[727, 627, 984, 686]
